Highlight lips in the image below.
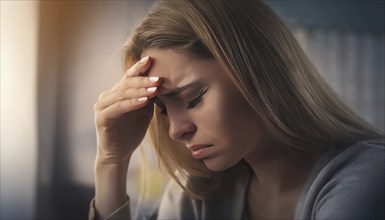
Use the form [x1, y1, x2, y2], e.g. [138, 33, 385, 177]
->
[187, 144, 214, 158]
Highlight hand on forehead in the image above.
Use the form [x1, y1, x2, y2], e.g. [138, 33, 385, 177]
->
[141, 48, 215, 93]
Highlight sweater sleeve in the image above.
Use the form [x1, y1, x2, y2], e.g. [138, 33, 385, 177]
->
[87, 180, 191, 220]
[88, 196, 131, 220]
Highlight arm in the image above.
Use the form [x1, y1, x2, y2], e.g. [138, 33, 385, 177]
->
[91, 56, 161, 219]
[94, 160, 130, 219]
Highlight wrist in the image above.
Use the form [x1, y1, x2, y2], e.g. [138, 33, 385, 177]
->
[94, 156, 130, 218]
[95, 150, 132, 167]
[94, 154, 130, 185]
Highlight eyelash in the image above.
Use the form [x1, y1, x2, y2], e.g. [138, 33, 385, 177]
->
[159, 87, 209, 115]
[186, 87, 208, 109]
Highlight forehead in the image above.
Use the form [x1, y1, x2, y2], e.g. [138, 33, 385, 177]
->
[142, 48, 216, 90]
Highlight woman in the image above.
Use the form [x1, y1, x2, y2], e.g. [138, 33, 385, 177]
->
[89, 0, 384, 219]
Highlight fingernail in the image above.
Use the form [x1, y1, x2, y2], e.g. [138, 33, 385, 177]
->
[138, 97, 148, 102]
[149, 76, 159, 82]
[139, 56, 149, 64]
[147, 87, 157, 92]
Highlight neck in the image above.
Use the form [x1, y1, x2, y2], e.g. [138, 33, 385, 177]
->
[244, 140, 321, 194]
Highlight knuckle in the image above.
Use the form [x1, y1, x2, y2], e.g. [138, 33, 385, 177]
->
[115, 100, 126, 112]
[117, 88, 126, 97]
[123, 71, 133, 80]
[95, 113, 106, 128]
[98, 90, 111, 101]
[95, 114, 102, 125]
[98, 91, 107, 100]
[142, 77, 150, 85]
[129, 64, 139, 75]
[94, 101, 105, 112]
[94, 108, 103, 122]
[139, 87, 147, 95]
[125, 68, 134, 77]
[93, 103, 99, 112]
[121, 78, 135, 89]
[130, 77, 142, 87]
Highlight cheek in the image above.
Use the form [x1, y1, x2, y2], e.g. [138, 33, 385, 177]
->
[224, 102, 263, 145]
[188, 87, 229, 140]
[203, 84, 264, 146]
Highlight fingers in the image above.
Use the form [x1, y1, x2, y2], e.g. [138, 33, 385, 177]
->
[94, 56, 161, 127]
[99, 75, 160, 100]
[125, 56, 152, 77]
[111, 75, 160, 92]
[99, 55, 160, 98]
[96, 87, 159, 110]
[96, 97, 150, 125]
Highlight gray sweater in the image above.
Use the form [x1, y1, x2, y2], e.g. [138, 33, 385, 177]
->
[89, 139, 384, 220]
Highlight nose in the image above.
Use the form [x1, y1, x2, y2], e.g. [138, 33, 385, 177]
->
[168, 111, 196, 141]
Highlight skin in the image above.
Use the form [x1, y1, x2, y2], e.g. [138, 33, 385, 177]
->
[142, 48, 267, 172]
[94, 48, 320, 219]
[94, 55, 161, 218]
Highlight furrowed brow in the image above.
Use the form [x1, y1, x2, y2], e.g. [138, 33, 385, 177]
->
[159, 80, 201, 98]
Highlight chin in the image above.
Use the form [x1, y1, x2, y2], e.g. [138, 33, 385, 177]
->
[202, 157, 239, 172]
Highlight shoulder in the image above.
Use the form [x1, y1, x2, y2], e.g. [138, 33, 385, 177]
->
[338, 138, 384, 158]
[326, 139, 384, 182]
[303, 139, 385, 220]
[314, 139, 384, 176]
[329, 139, 384, 173]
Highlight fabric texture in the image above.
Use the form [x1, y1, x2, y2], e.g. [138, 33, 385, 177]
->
[89, 139, 385, 220]
[89, 197, 131, 220]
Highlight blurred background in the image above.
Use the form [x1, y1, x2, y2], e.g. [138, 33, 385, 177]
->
[1, 0, 383, 219]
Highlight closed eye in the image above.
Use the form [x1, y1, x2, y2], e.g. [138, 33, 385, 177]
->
[154, 85, 210, 115]
[186, 87, 209, 109]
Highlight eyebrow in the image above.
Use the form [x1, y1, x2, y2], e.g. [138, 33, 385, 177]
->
[158, 80, 202, 98]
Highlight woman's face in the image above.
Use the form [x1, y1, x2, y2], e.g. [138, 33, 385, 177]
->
[142, 48, 269, 171]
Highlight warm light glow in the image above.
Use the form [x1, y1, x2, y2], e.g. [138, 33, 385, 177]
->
[1, 1, 39, 219]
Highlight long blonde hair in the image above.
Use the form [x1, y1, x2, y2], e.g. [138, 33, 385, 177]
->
[124, 0, 383, 198]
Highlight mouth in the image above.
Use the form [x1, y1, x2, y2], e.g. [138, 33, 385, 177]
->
[187, 144, 214, 158]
